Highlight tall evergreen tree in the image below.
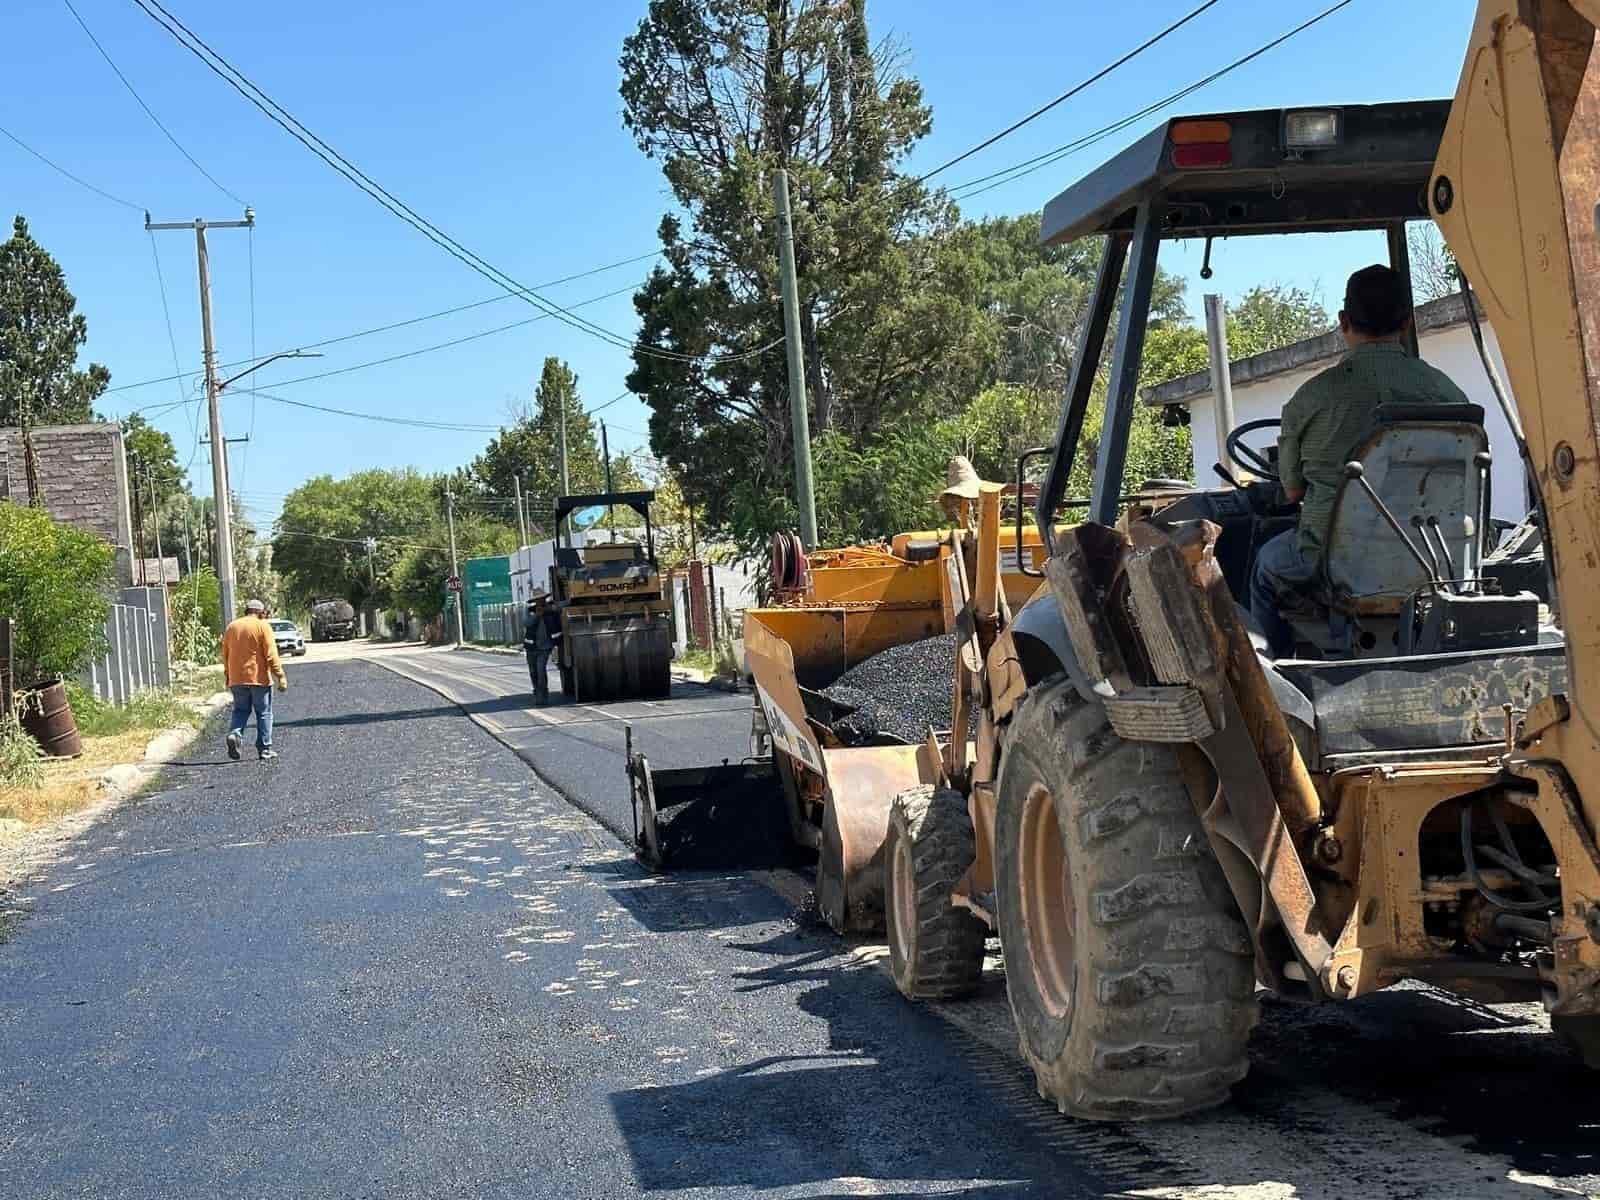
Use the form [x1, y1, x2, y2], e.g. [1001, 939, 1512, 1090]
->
[0, 215, 110, 428]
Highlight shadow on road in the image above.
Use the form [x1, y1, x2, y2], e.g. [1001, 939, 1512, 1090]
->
[608, 925, 1170, 1198]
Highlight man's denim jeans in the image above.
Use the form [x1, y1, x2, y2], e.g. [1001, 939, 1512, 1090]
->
[1250, 528, 1317, 657]
[228, 684, 273, 751]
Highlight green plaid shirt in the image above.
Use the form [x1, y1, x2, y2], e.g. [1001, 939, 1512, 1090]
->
[1279, 341, 1471, 556]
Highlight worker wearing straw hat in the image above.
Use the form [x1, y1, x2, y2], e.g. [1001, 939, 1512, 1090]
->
[939, 455, 982, 530]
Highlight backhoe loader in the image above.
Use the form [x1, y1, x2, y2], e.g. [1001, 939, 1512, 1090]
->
[882, 0, 1600, 1121]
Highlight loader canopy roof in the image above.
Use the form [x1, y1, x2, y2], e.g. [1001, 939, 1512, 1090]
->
[1040, 100, 1450, 245]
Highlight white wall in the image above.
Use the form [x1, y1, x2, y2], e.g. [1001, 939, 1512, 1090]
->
[509, 531, 588, 607]
[1183, 321, 1526, 524]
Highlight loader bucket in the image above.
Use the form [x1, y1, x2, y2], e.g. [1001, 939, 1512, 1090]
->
[746, 598, 946, 934]
[815, 744, 936, 932]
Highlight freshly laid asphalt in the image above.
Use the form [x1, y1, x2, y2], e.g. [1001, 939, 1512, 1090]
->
[378, 646, 754, 842]
[6, 648, 1600, 1197]
[0, 658, 1121, 1198]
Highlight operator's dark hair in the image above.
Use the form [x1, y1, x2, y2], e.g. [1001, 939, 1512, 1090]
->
[1342, 264, 1411, 336]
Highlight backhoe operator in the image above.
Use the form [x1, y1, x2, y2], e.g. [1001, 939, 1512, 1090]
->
[1249, 264, 1474, 656]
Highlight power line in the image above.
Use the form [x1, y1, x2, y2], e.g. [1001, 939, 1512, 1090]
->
[248, 390, 501, 433]
[104, 250, 661, 394]
[0, 121, 143, 211]
[61, 0, 245, 205]
[131, 0, 779, 367]
[916, 0, 1225, 183]
[948, 0, 1357, 202]
[220, 282, 641, 394]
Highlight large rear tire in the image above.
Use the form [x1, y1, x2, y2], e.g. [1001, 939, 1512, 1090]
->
[885, 785, 987, 1001]
[995, 678, 1256, 1121]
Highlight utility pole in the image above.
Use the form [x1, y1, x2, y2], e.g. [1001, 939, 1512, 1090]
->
[145, 467, 165, 586]
[558, 399, 570, 497]
[146, 208, 255, 624]
[773, 169, 818, 550]
[600, 420, 615, 530]
[557, 398, 571, 543]
[512, 473, 529, 547]
[445, 488, 464, 648]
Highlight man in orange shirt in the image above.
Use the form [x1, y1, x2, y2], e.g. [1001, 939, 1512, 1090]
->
[222, 598, 289, 761]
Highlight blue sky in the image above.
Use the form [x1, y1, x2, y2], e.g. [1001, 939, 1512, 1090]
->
[2, 0, 1475, 532]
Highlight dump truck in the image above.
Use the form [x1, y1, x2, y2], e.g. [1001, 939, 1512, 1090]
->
[548, 491, 672, 702]
[309, 598, 357, 642]
[877, 3, 1600, 1122]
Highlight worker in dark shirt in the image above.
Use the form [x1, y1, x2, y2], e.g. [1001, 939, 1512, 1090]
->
[523, 592, 562, 705]
[1249, 264, 1473, 656]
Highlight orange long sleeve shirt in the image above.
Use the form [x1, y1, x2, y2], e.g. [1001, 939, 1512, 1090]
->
[222, 615, 287, 688]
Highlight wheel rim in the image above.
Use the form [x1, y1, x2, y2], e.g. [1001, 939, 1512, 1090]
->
[890, 828, 917, 965]
[1018, 781, 1075, 1020]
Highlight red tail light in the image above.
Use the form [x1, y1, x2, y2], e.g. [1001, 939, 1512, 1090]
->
[1170, 119, 1231, 169]
[1173, 142, 1232, 168]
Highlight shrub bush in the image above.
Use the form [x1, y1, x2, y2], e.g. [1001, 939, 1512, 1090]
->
[0, 502, 114, 685]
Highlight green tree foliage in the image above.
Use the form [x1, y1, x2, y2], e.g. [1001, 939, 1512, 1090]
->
[1227, 285, 1330, 356]
[170, 566, 221, 662]
[120, 414, 184, 502]
[0, 501, 113, 684]
[272, 469, 449, 609]
[620, 0, 983, 527]
[0, 215, 110, 427]
[390, 513, 516, 621]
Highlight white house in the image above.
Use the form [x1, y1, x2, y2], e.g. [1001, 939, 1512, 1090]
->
[1143, 293, 1528, 526]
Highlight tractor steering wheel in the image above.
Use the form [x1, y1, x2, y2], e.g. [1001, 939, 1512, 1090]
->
[1225, 417, 1282, 483]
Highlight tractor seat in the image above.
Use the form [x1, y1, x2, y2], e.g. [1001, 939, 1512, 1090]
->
[1279, 403, 1488, 651]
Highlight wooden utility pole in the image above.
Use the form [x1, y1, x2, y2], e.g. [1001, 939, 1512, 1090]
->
[445, 488, 464, 647]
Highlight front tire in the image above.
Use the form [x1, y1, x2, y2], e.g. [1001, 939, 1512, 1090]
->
[994, 678, 1256, 1121]
[885, 785, 987, 1001]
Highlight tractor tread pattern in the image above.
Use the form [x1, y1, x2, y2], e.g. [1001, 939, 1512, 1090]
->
[997, 679, 1257, 1122]
[886, 785, 988, 1001]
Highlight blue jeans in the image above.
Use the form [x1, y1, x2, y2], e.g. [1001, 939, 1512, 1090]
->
[1250, 529, 1317, 658]
[228, 684, 273, 751]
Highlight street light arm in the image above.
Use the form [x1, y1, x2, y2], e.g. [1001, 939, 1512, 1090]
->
[217, 349, 323, 392]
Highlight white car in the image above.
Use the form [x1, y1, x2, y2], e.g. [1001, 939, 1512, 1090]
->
[270, 619, 307, 657]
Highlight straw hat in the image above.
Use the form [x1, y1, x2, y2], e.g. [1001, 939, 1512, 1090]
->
[939, 455, 982, 502]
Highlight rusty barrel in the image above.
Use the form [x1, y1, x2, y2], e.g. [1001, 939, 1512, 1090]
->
[20, 679, 83, 758]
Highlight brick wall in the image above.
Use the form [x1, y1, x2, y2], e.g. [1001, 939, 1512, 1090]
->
[0, 423, 135, 584]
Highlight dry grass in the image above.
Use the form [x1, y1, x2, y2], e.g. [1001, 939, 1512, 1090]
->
[0, 671, 222, 845]
[0, 729, 156, 830]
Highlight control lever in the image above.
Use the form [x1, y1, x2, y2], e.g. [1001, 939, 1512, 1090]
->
[1343, 462, 1443, 586]
[1411, 515, 1444, 580]
[1474, 450, 1493, 589]
[1423, 517, 1458, 590]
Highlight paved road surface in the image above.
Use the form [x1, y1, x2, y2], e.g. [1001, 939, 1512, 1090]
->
[4, 646, 1599, 1197]
[379, 646, 753, 841]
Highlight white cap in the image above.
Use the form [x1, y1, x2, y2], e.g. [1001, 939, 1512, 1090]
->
[244, 598, 266, 613]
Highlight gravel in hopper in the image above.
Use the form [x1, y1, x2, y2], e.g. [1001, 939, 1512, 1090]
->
[822, 633, 957, 746]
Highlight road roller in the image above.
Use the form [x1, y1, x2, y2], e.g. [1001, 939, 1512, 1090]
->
[548, 491, 672, 702]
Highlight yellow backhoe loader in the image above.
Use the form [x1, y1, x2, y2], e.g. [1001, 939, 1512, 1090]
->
[879, 0, 1600, 1121]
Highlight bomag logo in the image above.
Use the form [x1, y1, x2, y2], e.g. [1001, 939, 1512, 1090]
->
[582, 580, 643, 593]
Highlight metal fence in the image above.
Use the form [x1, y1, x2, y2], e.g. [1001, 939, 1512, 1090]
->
[473, 602, 522, 646]
[79, 587, 171, 703]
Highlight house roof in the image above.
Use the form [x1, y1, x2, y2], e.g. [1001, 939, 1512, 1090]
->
[1141, 291, 1478, 407]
